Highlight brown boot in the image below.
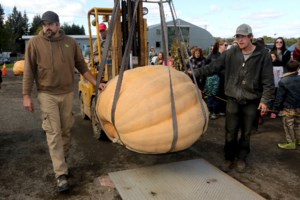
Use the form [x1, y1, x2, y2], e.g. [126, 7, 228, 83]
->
[220, 160, 234, 172]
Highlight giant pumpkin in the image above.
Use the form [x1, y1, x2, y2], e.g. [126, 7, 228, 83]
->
[12, 60, 25, 75]
[96, 65, 208, 154]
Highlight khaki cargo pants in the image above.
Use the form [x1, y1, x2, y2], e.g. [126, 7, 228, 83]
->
[38, 92, 74, 178]
[282, 108, 300, 143]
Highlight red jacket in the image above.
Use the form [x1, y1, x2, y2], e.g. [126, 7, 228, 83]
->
[293, 47, 300, 62]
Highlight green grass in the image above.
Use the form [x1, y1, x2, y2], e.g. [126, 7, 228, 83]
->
[2, 63, 14, 69]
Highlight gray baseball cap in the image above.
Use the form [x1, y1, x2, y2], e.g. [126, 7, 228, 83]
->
[41, 11, 59, 23]
[235, 24, 252, 36]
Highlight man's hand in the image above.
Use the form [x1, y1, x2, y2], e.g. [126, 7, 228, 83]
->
[185, 69, 192, 77]
[258, 102, 268, 116]
[23, 95, 34, 112]
[82, 71, 107, 92]
[99, 83, 107, 92]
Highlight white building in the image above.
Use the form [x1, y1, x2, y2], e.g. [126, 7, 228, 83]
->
[148, 18, 215, 53]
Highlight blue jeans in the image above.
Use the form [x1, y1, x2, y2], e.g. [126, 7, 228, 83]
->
[224, 98, 260, 161]
[207, 95, 219, 112]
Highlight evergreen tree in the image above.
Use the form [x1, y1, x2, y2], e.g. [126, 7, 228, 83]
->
[61, 23, 85, 35]
[0, 4, 6, 52]
[5, 6, 29, 52]
[29, 15, 42, 35]
[0, 4, 4, 29]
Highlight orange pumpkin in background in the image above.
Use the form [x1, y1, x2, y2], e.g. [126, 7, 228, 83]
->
[96, 65, 208, 154]
[12, 60, 25, 75]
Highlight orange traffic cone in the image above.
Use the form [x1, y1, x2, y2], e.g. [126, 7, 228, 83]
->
[2, 63, 7, 76]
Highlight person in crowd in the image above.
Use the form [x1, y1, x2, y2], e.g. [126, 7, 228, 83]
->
[203, 73, 220, 119]
[167, 52, 175, 68]
[187, 24, 274, 173]
[206, 40, 228, 64]
[292, 38, 300, 62]
[93, 22, 108, 65]
[189, 46, 197, 59]
[22, 11, 106, 192]
[205, 39, 228, 119]
[272, 60, 300, 150]
[149, 47, 157, 65]
[269, 52, 282, 119]
[271, 37, 291, 72]
[271, 52, 281, 66]
[255, 37, 271, 52]
[293, 39, 300, 75]
[270, 38, 290, 118]
[154, 51, 164, 65]
[188, 47, 206, 90]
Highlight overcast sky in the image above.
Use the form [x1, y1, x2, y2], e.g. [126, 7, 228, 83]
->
[2, 0, 299, 38]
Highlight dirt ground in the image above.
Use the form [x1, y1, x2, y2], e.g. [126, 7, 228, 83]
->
[0, 69, 299, 200]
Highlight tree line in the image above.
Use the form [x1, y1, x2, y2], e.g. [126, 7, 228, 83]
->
[0, 4, 85, 54]
[0, 4, 297, 55]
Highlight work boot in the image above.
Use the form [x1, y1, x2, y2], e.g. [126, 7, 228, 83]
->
[57, 174, 69, 192]
[236, 160, 246, 173]
[220, 160, 234, 172]
[278, 142, 296, 150]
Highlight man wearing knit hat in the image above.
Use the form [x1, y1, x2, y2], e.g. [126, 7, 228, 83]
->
[188, 23, 275, 173]
[23, 10, 106, 192]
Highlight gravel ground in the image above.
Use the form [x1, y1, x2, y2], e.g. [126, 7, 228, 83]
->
[0, 69, 299, 200]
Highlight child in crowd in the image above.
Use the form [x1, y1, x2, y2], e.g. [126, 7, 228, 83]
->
[272, 60, 300, 149]
[271, 51, 283, 88]
[204, 74, 220, 119]
[149, 47, 157, 65]
[154, 51, 164, 65]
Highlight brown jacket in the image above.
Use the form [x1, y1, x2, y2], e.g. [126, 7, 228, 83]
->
[23, 30, 88, 95]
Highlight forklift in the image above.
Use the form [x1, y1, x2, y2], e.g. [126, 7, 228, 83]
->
[78, 0, 148, 139]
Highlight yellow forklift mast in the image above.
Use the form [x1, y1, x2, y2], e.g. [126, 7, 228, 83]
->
[78, 0, 148, 138]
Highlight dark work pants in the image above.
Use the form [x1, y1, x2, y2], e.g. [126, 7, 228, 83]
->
[224, 98, 259, 161]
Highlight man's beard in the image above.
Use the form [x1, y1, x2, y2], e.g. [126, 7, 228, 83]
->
[45, 29, 56, 38]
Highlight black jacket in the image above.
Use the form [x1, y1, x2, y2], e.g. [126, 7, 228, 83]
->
[279, 50, 291, 68]
[188, 57, 206, 69]
[273, 72, 300, 110]
[194, 45, 275, 106]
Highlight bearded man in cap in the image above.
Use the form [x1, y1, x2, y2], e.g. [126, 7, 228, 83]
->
[23, 11, 105, 192]
[188, 24, 274, 173]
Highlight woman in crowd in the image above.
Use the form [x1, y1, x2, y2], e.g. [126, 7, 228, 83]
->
[188, 47, 206, 90]
[270, 37, 291, 118]
[271, 37, 291, 72]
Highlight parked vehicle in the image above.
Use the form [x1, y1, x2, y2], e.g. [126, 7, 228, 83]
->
[0, 58, 11, 65]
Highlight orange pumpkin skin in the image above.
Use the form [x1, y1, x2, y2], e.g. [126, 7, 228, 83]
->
[96, 65, 208, 154]
[13, 60, 25, 75]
